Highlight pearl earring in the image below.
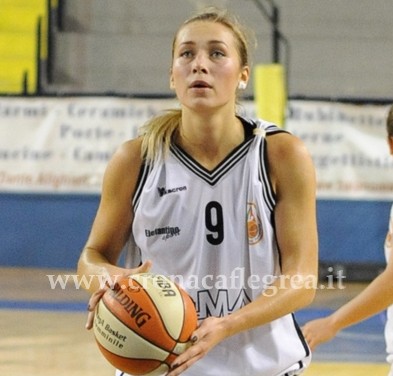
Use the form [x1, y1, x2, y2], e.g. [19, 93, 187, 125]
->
[238, 81, 247, 90]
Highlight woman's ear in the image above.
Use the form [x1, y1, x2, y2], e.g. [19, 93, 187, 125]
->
[169, 69, 175, 90]
[239, 66, 250, 90]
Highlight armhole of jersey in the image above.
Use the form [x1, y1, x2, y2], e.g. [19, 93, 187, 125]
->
[132, 161, 152, 211]
[124, 162, 149, 270]
[259, 124, 291, 212]
[259, 137, 276, 212]
[291, 313, 311, 357]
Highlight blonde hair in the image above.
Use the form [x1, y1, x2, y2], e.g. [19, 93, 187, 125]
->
[140, 7, 254, 163]
[387, 105, 393, 137]
[140, 109, 182, 162]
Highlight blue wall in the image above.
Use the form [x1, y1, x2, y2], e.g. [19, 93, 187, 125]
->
[317, 200, 390, 264]
[0, 194, 390, 270]
[0, 194, 99, 269]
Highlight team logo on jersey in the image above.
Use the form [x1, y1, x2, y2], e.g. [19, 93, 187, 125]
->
[247, 202, 263, 245]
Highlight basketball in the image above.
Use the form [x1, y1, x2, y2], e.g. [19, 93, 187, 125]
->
[93, 273, 198, 375]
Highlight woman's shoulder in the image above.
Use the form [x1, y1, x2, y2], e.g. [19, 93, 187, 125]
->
[112, 137, 143, 165]
[103, 137, 144, 187]
[265, 127, 315, 192]
[264, 126, 308, 161]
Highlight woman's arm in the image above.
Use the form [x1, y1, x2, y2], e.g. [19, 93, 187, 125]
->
[77, 137, 151, 293]
[167, 133, 318, 375]
[221, 132, 318, 333]
[302, 254, 393, 350]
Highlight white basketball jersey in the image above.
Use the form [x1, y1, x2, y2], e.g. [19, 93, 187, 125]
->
[124, 117, 310, 376]
[384, 204, 393, 375]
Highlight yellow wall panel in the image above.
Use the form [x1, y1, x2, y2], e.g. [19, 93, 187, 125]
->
[0, 60, 37, 94]
[254, 64, 287, 127]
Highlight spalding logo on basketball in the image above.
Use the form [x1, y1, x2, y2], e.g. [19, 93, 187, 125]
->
[93, 273, 198, 375]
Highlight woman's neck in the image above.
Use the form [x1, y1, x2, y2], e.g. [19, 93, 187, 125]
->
[175, 111, 245, 170]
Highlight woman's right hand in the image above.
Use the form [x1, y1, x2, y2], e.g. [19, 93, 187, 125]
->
[85, 259, 152, 329]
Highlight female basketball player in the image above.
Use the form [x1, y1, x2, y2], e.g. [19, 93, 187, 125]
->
[77, 7, 318, 376]
[302, 104, 393, 375]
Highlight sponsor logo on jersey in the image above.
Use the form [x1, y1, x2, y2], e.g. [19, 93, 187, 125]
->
[195, 289, 252, 319]
[145, 226, 181, 240]
[247, 202, 263, 244]
[157, 185, 187, 197]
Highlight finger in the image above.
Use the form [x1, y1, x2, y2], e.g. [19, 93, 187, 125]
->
[85, 309, 96, 330]
[188, 325, 203, 345]
[168, 342, 204, 375]
[167, 351, 203, 376]
[85, 288, 107, 330]
[89, 287, 107, 308]
[138, 259, 153, 273]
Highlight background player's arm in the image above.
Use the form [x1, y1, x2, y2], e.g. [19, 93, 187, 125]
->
[77, 138, 151, 293]
[303, 248, 393, 350]
[167, 133, 318, 375]
[302, 124, 393, 351]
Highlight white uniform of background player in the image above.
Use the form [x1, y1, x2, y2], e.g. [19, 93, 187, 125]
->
[117, 117, 311, 376]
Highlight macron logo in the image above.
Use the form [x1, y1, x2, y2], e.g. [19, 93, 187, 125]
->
[157, 185, 187, 197]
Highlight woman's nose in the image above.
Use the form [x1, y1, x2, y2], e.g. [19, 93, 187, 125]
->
[192, 52, 208, 74]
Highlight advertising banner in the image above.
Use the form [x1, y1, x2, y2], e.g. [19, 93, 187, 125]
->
[0, 97, 391, 200]
[0, 97, 177, 193]
[287, 101, 392, 200]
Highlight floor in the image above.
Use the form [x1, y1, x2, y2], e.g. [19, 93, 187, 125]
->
[0, 267, 390, 376]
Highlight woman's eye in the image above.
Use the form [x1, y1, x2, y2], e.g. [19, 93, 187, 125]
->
[180, 50, 193, 58]
[211, 50, 225, 58]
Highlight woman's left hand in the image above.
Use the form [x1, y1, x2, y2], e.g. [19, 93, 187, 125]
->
[166, 316, 228, 376]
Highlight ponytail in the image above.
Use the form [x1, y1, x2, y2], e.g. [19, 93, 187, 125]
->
[140, 109, 182, 163]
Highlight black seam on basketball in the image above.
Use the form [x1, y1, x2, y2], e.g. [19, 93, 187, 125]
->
[98, 342, 165, 363]
[162, 283, 195, 356]
[96, 341, 169, 370]
[100, 297, 143, 340]
[132, 277, 182, 346]
[177, 283, 192, 344]
[96, 297, 173, 369]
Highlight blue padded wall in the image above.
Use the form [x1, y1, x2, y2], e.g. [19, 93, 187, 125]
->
[0, 194, 390, 270]
[0, 194, 99, 269]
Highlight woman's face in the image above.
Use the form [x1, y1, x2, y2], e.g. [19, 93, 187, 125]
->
[170, 21, 249, 113]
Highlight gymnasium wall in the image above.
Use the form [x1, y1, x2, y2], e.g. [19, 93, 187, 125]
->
[0, 97, 392, 282]
[47, 0, 393, 100]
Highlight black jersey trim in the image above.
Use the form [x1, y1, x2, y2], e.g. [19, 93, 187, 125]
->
[259, 139, 275, 212]
[132, 162, 152, 210]
[292, 312, 311, 357]
[258, 124, 290, 212]
[170, 137, 254, 186]
[283, 360, 304, 376]
[257, 124, 285, 212]
[265, 124, 289, 135]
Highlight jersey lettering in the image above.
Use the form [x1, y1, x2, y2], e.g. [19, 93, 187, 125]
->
[205, 201, 224, 245]
[195, 289, 251, 319]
